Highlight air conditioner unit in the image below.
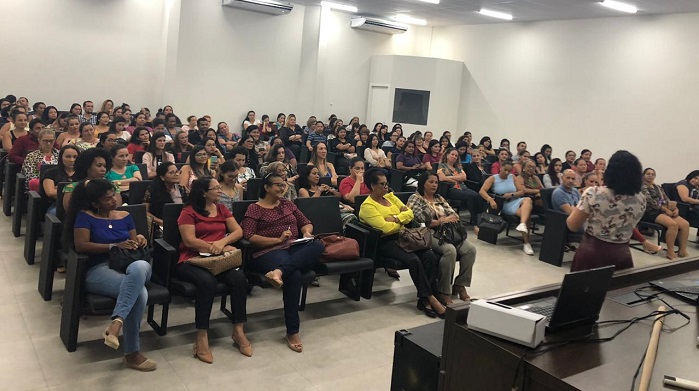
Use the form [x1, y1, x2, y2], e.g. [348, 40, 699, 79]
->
[222, 0, 293, 15]
[350, 17, 408, 35]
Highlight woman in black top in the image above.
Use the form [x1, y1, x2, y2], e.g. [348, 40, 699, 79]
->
[279, 114, 303, 159]
[42, 145, 80, 216]
[329, 126, 355, 175]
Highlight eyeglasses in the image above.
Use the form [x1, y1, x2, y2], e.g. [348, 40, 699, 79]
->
[208, 186, 222, 191]
[376, 181, 389, 188]
[195, 153, 208, 158]
[270, 182, 286, 188]
[41, 139, 56, 144]
[105, 138, 118, 143]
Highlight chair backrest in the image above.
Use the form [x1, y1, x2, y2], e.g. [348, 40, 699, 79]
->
[128, 180, 153, 205]
[319, 176, 332, 187]
[56, 182, 69, 220]
[299, 148, 310, 164]
[116, 204, 150, 239]
[174, 151, 190, 164]
[40, 164, 57, 176]
[136, 164, 148, 179]
[231, 200, 257, 224]
[394, 192, 413, 205]
[244, 177, 264, 200]
[662, 183, 680, 202]
[355, 145, 366, 161]
[161, 203, 185, 248]
[541, 187, 555, 211]
[326, 151, 337, 166]
[295, 196, 342, 234]
[391, 153, 399, 169]
[134, 151, 146, 164]
[296, 163, 308, 177]
[486, 154, 498, 164]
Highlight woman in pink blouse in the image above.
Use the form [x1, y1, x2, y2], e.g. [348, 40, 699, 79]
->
[178, 178, 250, 363]
[241, 173, 324, 353]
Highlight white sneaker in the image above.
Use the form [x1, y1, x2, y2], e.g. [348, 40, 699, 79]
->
[516, 223, 528, 233]
[523, 244, 534, 255]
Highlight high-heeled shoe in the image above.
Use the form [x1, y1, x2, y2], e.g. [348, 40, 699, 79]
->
[385, 268, 400, 280]
[285, 335, 303, 353]
[417, 300, 437, 318]
[193, 343, 213, 364]
[103, 318, 122, 350]
[452, 285, 471, 302]
[265, 271, 283, 289]
[232, 336, 253, 357]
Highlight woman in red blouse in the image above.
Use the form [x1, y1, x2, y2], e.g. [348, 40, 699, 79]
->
[178, 178, 250, 363]
[241, 173, 324, 353]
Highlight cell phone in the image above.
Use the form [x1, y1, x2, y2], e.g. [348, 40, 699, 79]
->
[209, 156, 218, 164]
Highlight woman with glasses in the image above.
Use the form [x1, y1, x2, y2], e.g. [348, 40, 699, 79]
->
[22, 127, 59, 191]
[241, 173, 324, 353]
[144, 162, 187, 227]
[178, 178, 250, 362]
[265, 161, 297, 201]
[180, 145, 215, 191]
[217, 160, 244, 213]
[359, 169, 444, 318]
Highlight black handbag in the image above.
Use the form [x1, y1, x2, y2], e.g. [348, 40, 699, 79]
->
[477, 209, 507, 245]
[109, 246, 151, 273]
[434, 221, 468, 247]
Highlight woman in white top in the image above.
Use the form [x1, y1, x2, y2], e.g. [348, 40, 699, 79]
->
[364, 134, 390, 169]
[242, 110, 261, 132]
[142, 132, 175, 179]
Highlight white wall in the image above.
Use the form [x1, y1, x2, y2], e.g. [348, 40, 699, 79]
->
[0, 0, 167, 112]
[429, 13, 699, 183]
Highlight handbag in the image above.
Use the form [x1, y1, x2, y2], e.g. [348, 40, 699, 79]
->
[397, 226, 432, 252]
[186, 248, 242, 275]
[477, 209, 507, 245]
[434, 221, 468, 247]
[109, 246, 151, 273]
[316, 233, 360, 262]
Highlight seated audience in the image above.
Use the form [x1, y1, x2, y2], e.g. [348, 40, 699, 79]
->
[540, 144, 553, 164]
[580, 149, 594, 172]
[142, 132, 175, 179]
[111, 116, 131, 142]
[57, 114, 81, 147]
[217, 160, 244, 212]
[464, 150, 489, 186]
[127, 112, 151, 135]
[641, 168, 689, 260]
[127, 127, 150, 162]
[239, 135, 259, 174]
[592, 158, 606, 185]
[551, 170, 580, 214]
[566, 151, 646, 271]
[171, 130, 194, 163]
[489, 148, 511, 175]
[181, 115, 197, 133]
[511, 150, 530, 176]
[543, 158, 563, 188]
[64, 179, 155, 371]
[298, 165, 340, 198]
[396, 140, 426, 181]
[580, 172, 600, 194]
[306, 120, 327, 151]
[561, 150, 576, 171]
[144, 163, 187, 229]
[260, 144, 297, 178]
[329, 125, 355, 175]
[241, 173, 324, 353]
[572, 158, 588, 188]
[407, 173, 476, 305]
[515, 159, 544, 204]
[106, 144, 142, 194]
[364, 134, 390, 170]
[359, 169, 445, 318]
[479, 137, 495, 156]
[63, 148, 121, 211]
[2, 109, 29, 152]
[231, 146, 256, 187]
[22, 127, 59, 191]
[98, 131, 120, 151]
[533, 152, 548, 174]
[307, 142, 338, 187]
[339, 157, 369, 205]
[9, 117, 45, 165]
[279, 114, 303, 159]
[93, 112, 110, 136]
[180, 145, 215, 192]
[42, 145, 80, 215]
[202, 129, 226, 159]
[455, 141, 471, 165]
[479, 160, 535, 255]
[217, 121, 239, 151]
[265, 161, 297, 201]
[422, 140, 443, 172]
[177, 178, 251, 362]
[75, 122, 99, 151]
[438, 148, 482, 224]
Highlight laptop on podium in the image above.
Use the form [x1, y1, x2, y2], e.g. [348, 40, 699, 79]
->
[517, 265, 615, 333]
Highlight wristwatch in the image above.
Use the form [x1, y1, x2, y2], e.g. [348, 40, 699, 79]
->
[393, 215, 399, 222]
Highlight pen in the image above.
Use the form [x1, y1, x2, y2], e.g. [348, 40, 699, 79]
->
[664, 375, 699, 391]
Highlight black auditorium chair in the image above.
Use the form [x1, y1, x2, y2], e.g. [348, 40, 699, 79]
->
[126, 180, 152, 205]
[151, 203, 238, 323]
[0, 149, 7, 198]
[133, 151, 146, 164]
[60, 204, 170, 352]
[11, 168, 27, 237]
[3, 161, 19, 216]
[230, 200, 317, 310]
[23, 164, 58, 264]
[136, 163, 148, 180]
[244, 177, 263, 200]
[538, 187, 582, 267]
[38, 182, 69, 301]
[294, 196, 374, 301]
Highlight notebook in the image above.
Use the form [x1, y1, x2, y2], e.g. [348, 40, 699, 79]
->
[649, 279, 699, 305]
[517, 265, 615, 332]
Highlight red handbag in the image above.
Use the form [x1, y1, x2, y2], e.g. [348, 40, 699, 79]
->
[316, 233, 360, 262]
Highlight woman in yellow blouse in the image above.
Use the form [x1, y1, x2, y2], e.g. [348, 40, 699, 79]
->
[359, 169, 445, 318]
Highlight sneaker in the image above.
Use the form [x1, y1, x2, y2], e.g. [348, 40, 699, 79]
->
[516, 223, 528, 233]
[523, 244, 534, 255]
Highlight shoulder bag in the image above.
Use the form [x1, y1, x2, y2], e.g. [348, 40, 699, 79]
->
[186, 249, 242, 275]
[316, 233, 360, 262]
[434, 221, 468, 247]
[109, 246, 151, 273]
[397, 225, 432, 252]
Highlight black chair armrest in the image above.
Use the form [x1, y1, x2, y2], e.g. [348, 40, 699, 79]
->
[349, 221, 383, 259]
[153, 238, 177, 288]
[344, 222, 370, 257]
[38, 212, 63, 301]
[677, 202, 691, 221]
[60, 249, 89, 352]
[24, 191, 43, 263]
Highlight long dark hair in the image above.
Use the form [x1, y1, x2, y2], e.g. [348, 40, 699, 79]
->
[605, 150, 642, 196]
[265, 143, 287, 164]
[147, 132, 166, 154]
[298, 165, 317, 190]
[428, 139, 440, 156]
[547, 158, 562, 186]
[416, 172, 439, 196]
[130, 126, 150, 145]
[63, 179, 117, 249]
[41, 106, 58, 124]
[74, 148, 112, 181]
[185, 177, 213, 217]
[148, 162, 179, 220]
[189, 145, 212, 179]
[108, 116, 127, 133]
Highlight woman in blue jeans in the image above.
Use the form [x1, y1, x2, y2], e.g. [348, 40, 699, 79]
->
[241, 173, 323, 353]
[64, 179, 155, 371]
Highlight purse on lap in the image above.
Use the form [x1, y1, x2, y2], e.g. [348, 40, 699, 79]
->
[434, 221, 468, 247]
[186, 248, 242, 275]
[397, 225, 432, 252]
[109, 246, 151, 273]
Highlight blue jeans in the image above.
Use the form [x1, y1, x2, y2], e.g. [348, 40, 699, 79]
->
[46, 204, 56, 216]
[85, 260, 151, 354]
[249, 241, 323, 335]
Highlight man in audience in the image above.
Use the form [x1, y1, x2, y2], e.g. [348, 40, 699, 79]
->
[306, 120, 327, 151]
[188, 117, 208, 145]
[551, 169, 580, 214]
[512, 141, 527, 163]
[80, 100, 96, 124]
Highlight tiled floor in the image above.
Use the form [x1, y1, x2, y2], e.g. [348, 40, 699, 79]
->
[0, 212, 695, 390]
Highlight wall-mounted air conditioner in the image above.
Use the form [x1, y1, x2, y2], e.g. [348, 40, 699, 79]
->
[222, 0, 293, 15]
[350, 17, 408, 35]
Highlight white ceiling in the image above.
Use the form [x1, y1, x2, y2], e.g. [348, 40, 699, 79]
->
[291, 0, 699, 26]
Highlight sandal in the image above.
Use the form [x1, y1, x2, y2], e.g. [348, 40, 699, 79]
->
[265, 271, 283, 289]
[285, 335, 303, 353]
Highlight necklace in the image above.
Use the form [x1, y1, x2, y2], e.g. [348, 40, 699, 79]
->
[99, 210, 113, 229]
